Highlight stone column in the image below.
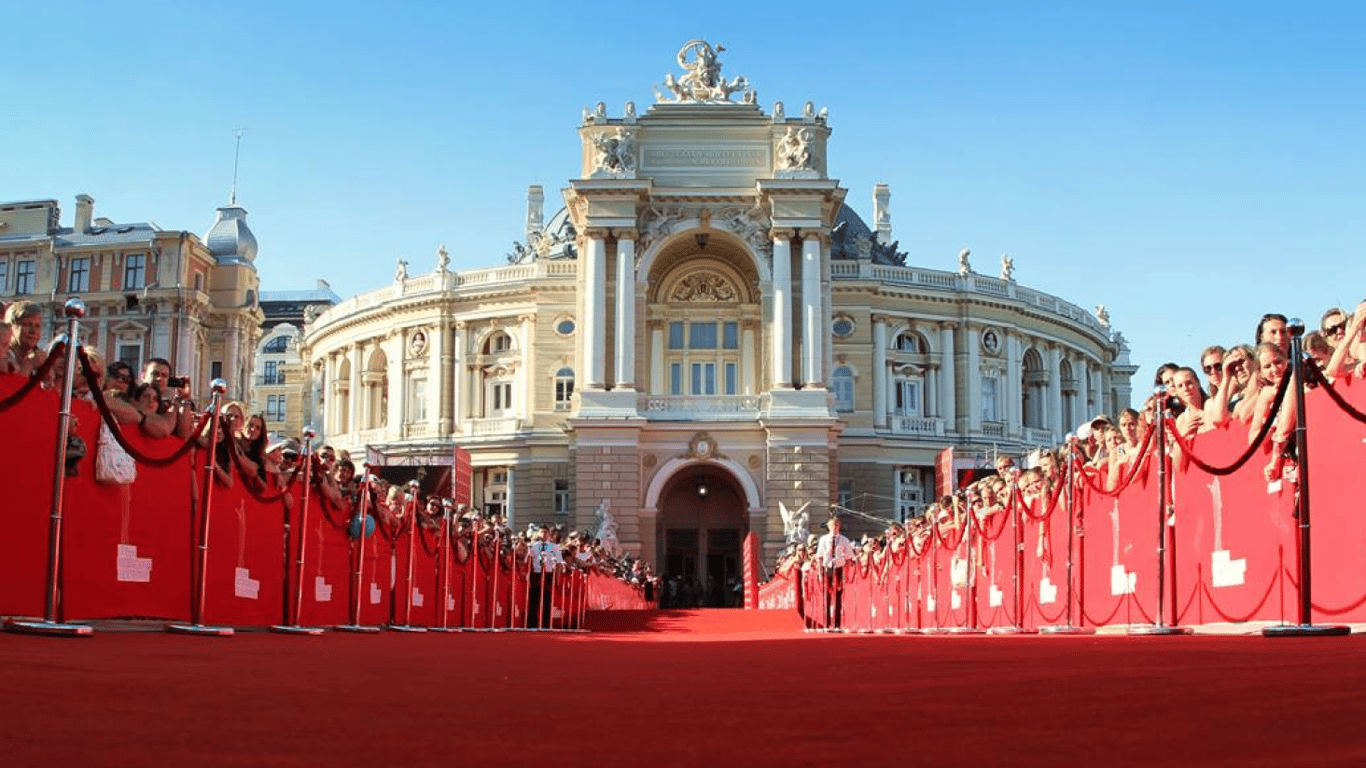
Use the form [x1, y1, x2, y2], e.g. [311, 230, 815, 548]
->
[872, 315, 888, 429]
[1076, 355, 1090, 423]
[938, 322, 956, 429]
[614, 231, 637, 389]
[519, 314, 535, 418]
[800, 232, 823, 387]
[1047, 344, 1064, 438]
[349, 343, 364, 436]
[431, 322, 449, 433]
[324, 353, 338, 436]
[741, 322, 757, 394]
[386, 333, 404, 433]
[650, 325, 664, 393]
[1006, 332, 1022, 436]
[965, 324, 981, 433]
[770, 229, 793, 389]
[582, 229, 608, 389]
[453, 322, 468, 431]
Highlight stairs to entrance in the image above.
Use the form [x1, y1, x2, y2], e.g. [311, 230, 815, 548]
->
[585, 609, 805, 636]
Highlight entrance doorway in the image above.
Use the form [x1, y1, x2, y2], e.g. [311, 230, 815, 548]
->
[657, 465, 747, 608]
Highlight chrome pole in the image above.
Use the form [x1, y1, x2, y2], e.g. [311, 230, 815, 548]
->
[271, 427, 324, 635]
[1042, 437, 1094, 634]
[336, 466, 381, 632]
[390, 481, 427, 632]
[7, 299, 94, 637]
[1130, 386, 1191, 635]
[1265, 319, 1350, 637]
[167, 378, 234, 636]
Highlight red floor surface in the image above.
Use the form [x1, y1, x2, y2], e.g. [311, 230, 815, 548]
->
[3, 610, 1365, 767]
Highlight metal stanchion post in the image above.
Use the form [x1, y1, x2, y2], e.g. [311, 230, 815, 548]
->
[488, 535, 505, 632]
[1042, 437, 1095, 635]
[6, 300, 94, 637]
[990, 483, 1035, 634]
[1265, 319, 1350, 637]
[337, 466, 381, 633]
[428, 504, 460, 633]
[166, 379, 235, 637]
[271, 428, 325, 635]
[949, 494, 985, 634]
[1129, 386, 1192, 636]
[390, 481, 427, 633]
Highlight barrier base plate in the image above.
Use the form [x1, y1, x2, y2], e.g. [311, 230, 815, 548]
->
[269, 624, 325, 636]
[896, 628, 924, 635]
[426, 627, 461, 633]
[1039, 625, 1095, 635]
[987, 626, 1037, 635]
[944, 627, 986, 635]
[4, 619, 94, 637]
[334, 624, 382, 633]
[166, 623, 234, 637]
[1262, 624, 1351, 637]
[1127, 624, 1192, 636]
[388, 625, 428, 633]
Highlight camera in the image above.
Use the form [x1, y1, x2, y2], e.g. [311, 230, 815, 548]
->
[167, 376, 188, 389]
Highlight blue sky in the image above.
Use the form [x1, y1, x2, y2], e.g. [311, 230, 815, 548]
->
[7, 1, 1365, 399]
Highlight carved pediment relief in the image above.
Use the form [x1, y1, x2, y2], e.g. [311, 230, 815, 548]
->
[670, 271, 738, 303]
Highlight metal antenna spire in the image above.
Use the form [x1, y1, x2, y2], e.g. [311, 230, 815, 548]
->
[229, 129, 245, 205]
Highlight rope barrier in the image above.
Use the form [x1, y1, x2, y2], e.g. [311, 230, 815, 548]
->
[75, 347, 212, 468]
[1076, 424, 1157, 497]
[1304, 362, 1366, 425]
[1163, 372, 1291, 476]
[223, 430, 303, 504]
[0, 340, 65, 412]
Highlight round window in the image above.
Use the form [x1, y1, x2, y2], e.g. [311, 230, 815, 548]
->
[556, 319, 576, 336]
[831, 317, 855, 338]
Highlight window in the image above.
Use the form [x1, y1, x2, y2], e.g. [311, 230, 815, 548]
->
[555, 319, 575, 336]
[663, 320, 741, 396]
[266, 395, 286, 422]
[831, 317, 854, 339]
[211, 361, 223, 381]
[123, 254, 146, 290]
[263, 336, 289, 354]
[486, 379, 513, 417]
[263, 360, 282, 385]
[0, 261, 8, 293]
[67, 257, 90, 293]
[897, 469, 923, 522]
[554, 368, 574, 411]
[895, 376, 923, 417]
[485, 332, 511, 354]
[837, 480, 855, 511]
[409, 377, 427, 423]
[832, 366, 855, 412]
[553, 479, 570, 515]
[118, 344, 141, 372]
[15, 260, 35, 295]
[895, 331, 920, 352]
[981, 376, 999, 422]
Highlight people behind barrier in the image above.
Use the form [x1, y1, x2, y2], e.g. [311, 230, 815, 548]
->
[7, 300, 47, 378]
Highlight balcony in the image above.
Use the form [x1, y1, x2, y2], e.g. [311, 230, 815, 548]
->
[254, 373, 287, 386]
[1023, 427, 1056, 446]
[888, 415, 945, 436]
[643, 394, 764, 421]
[466, 417, 523, 436]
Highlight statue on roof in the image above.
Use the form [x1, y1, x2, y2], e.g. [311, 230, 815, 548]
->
[590, 127, 637, 177]
[1000, 253, 1014, 282]
[656, 40, 754, 103]
[395, 257, 408, 282]
[958, 248, 973, 275]
[436, 244, 450, 273]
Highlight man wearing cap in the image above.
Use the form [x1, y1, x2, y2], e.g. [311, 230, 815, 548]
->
[526, 525, 563, 629]
[815, 514, 856, 631]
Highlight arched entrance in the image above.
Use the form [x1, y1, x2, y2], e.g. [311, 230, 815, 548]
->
[656, 463, 749, 608]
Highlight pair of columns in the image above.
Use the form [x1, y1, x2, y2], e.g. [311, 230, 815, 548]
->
[581, 229, 635, 391]
[769, 229, 825, 389]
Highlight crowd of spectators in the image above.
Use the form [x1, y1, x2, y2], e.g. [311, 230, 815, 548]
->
[2, 298, 661, 599]
[773, 303, 1366, 580]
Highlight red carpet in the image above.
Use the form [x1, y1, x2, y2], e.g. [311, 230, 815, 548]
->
[3, 611, 1365, 767]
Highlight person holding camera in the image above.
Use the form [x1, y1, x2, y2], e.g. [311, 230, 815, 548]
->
[526, 524, 564, 629]
[815, 514, 856, 631]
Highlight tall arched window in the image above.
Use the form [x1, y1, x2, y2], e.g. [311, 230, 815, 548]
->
[831, 366, 855, 412]
[554, 367, 575, 411]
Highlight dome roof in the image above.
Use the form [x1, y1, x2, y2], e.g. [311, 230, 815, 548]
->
[204, 203, 258, 264]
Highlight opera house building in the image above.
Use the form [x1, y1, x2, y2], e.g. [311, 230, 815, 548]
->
[301, 42, 1136, 583]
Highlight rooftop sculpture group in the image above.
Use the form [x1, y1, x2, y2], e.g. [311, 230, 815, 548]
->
[655, 40, 755, 104]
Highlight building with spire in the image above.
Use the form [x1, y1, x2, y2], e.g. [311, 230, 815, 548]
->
[0, 193, 263, 395]
[300, 42, 1136, 582]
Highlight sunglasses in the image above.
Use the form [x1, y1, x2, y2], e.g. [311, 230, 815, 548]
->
[1325, 321, 1347, 337]
[1201, 362, 1222, 374]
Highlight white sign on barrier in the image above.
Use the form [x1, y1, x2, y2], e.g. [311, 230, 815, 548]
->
[989, 584, 1004, 608]
[1039, 576, 1058, 605]
[116, 544, 153, 583]
[233, 567, 259, 599]
[369, 582, 382, 604]
[411, 588, 424, 608]
[314, 576, 332, 602]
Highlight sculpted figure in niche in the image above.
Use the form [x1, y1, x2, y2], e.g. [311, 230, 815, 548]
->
[591, 128, 637, 175]
[776, 127, 814, 170]
[672, 272, 736, 303]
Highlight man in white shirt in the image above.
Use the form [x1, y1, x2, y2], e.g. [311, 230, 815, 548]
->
[526, 525, 564, 629]
[816, 514, 856, 630]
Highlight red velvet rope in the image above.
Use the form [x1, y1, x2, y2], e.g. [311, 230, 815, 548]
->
[0, 341, 65, 412]
[974, 505, 1011, 542]
[76, 347, 213, 467]
[1304, 362, 1366, 425]
[1163, 372, 1291, 476]
[224, 431, 303, 504]
[1077, 424, 1156, 497]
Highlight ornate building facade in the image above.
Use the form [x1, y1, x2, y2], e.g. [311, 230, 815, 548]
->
[301, 43, 1136, 583]
[0, 194, 263, 394]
